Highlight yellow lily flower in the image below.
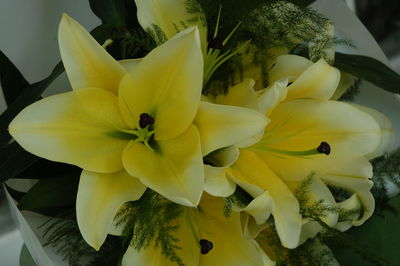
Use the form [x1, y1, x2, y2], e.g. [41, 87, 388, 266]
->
[119, 194, 273, 266]
[8, 14, 267, 250]
[208, 54, 393, 249]
[134, 0, 208, 50]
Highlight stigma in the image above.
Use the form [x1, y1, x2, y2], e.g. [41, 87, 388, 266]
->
[317, 141, 331, 155]
[139, 113, 155, 129]
[200, 239, 213, 254]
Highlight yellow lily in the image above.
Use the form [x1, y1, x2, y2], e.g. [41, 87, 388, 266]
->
[208, 54, 393, 249]
[8, 14, 267, 250]
[134, 0, 208, 51]
[119, 194, 273, 266]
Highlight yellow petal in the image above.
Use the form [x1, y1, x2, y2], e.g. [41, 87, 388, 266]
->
[118, 27, 203, 139]
[259, 99, 381, 181]
[9, 88, 129, 173]
[204, 146, 238, 197]
[58, 14, 126, 94]
[122, 125, 203, 206]
[269, 54, 313, 84]
[241, 191, 273, 225]
[351, 104, 395, 159]
[231, 151, 302, 248]
[330, 72, 358, 100]
[77, 170, 146, 250]
[335, 194, 362, 232]
[198, 195, 269, 266]
[213, 78, 259, 111]
[194, 101, 268, 156]
[134, 0, 207, 50]
[119, 58, 142, 72]
[258, 78, 288, 115]
[321, 174, 374, 226]
[286, 58, 340, 100]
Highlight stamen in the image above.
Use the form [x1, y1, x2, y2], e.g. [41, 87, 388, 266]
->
[200, 239, 213, 254]
[139, 113, 155, 129]
[317, 141, 331, 155]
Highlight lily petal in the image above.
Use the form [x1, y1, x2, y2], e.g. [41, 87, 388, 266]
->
[194, 101, 268, 156]
[135, 0, 207, 49]
[122, 125, 203, 206]
[258, 99, 381, 181]
[286, 58, 340, 100]
[213, 78, 259, 111]
[77, 170, 146, 250]
[258, 78, 288, 115]
[119, 27, 203, 139]
[321, 174, 374, 226]
[269, 54, 312, 84]
[119, 58, 142, 72]
[351, 104, 395, 159]
[59, 14, 126, 94]
[198, 195, 269, 266]
[9, 88, 129, 173]
[204, 146, 238, 197]
[231, 151, 302, 249]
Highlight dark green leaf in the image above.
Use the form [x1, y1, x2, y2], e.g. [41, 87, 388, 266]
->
[0, 141, 39, 184]
[18, 171, 80, 211]
[0, 50, 29, 105]
[89, 0, 127, 27]
[13, 159, 80, 180]
[0, 62, 64, 147]
[90, 24, 114, 44]
[334, 52, 400, 94]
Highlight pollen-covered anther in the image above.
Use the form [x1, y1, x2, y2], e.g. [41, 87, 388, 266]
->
[317, 141, 331, 155]
[200, 239, 213, 254]
[139, 113, 155, 129]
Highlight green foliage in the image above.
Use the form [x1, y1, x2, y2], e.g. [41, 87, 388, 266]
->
[0, 50, 29, 106]
[371, 148, 400, 211]
[18, 169, 80, 216]
[115, 189, 185, 266]
[197, 0, 332, 94]
[0, 141, 39, 184]
[334, 52, 400, 94]
[223, 186, 253, 217]
[89, 0, 155, 59]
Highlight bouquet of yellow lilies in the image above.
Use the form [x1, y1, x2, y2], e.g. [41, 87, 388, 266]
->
[1, 0, 400, 265]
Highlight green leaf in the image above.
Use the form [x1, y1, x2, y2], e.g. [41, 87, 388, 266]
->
[0, 141, 39, 184]
[89, 0, 127, 27]
[19, 244, 37, 266]
[332, 196, 400, 266]
[90, 24, 114, 44]
[18, 171, 80, 212]
[0, 62, 64, 147]
[289, 0, 317, 7]
[0, 50, 30, 106]
[13, 159, 80, 180]
[4, 184, 26, 201]
[334, 52, 400, 94]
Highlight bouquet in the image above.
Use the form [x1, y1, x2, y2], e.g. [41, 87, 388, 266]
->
[1, 0, 400, 265]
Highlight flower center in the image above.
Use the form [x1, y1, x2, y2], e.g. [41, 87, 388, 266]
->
[199, 239, 213, 254]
